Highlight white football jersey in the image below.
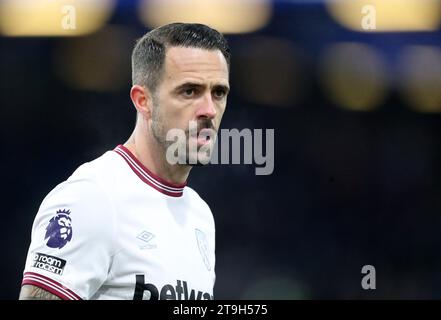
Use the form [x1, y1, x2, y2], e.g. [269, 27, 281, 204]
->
[21, 145, 216, 300]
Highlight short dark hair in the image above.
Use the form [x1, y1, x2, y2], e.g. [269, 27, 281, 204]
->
[131, 23, 230, 92]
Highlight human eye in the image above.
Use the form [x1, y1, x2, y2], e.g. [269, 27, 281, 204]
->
[213, 86, 228, 100]
[180, 86, 200, 98]
[183, 88, 195, 97]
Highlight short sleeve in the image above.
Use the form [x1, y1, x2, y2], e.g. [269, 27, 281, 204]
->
[21, 172, 116, 300]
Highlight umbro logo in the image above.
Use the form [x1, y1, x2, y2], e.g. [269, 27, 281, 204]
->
[137, 231, 157, 249]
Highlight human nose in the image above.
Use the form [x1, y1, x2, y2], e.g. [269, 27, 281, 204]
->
[196, 92, 217, 119]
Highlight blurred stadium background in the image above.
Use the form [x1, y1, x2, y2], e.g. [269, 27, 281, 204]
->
[1, 0, 441, 299]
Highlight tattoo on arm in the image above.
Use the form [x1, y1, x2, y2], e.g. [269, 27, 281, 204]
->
[19, 285, 62, 300]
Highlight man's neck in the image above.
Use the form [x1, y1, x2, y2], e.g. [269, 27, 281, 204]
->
[124, 130, 191, 185]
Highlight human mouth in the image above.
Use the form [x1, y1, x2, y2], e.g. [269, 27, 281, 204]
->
[196, 128, 215, 146]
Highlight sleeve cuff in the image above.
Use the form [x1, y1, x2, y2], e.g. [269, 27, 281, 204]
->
[22, 271, 82, 300]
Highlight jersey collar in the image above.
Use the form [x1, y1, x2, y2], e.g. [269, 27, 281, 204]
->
[114, 145, 186, 197]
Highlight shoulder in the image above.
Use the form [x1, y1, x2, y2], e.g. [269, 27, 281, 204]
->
[66, 150, 120, 186]
[36, 151, 119, 232]
[43, 150, 119, 202]
[183, 186, 216, 227]
[183, 186, 212, 211]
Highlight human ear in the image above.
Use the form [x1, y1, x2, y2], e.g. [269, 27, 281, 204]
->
[130, 85, 153, 120]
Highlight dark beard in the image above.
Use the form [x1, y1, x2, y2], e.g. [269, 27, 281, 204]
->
[151, 101, 216, 166]
[183, 118, 216, 166]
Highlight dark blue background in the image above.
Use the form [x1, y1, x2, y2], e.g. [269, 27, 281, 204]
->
[1, 0, 441, 299]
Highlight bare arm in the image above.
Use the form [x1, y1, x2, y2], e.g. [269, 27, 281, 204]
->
[19, 285, 62, 300]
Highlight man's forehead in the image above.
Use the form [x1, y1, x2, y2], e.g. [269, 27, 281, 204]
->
[164, 46, 229, 80]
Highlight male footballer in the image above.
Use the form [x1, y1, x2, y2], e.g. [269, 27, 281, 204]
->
[19, 22, 230, 300]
